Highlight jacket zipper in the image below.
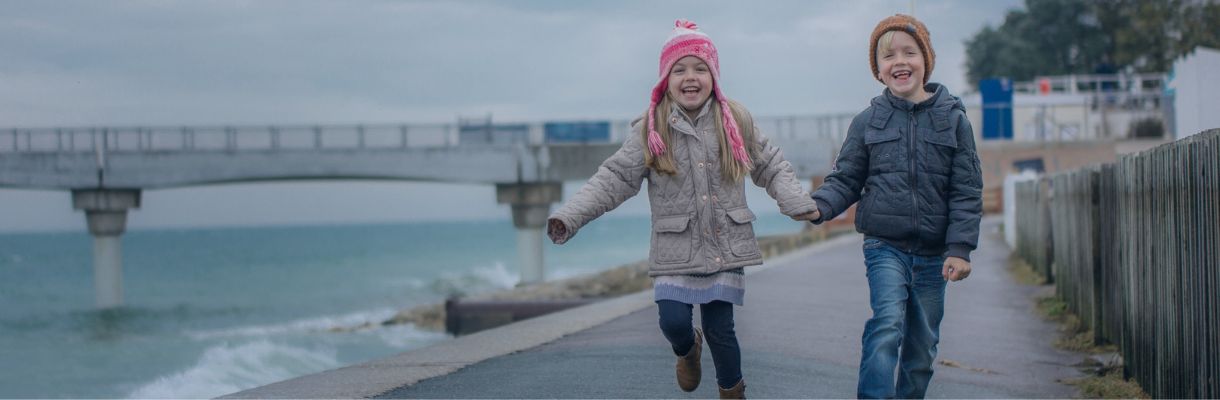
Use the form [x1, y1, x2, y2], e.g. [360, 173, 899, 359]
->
[908, 110, 918, 252]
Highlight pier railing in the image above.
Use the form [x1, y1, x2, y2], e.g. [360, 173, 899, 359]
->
[0, 113, 855, 154]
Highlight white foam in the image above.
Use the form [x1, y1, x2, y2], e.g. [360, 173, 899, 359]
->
[185, 308, 399, 340]
[471, 261, 518, 288]
[383, 277, 427, 289]
[547, 266, 602, 281]
[431, 261, 519, 295]
[127, 340, 339, 399]
[373, 323, 450, 348]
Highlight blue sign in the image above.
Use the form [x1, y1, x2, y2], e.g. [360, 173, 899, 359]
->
[544, 121, 610, 143]
[979, 78, 1013, 140]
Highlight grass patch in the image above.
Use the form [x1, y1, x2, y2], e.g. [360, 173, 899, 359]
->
[1064, 367, 1150, 399]
[1035, 295, 1143, 398]
[1009, 256, 1146, 397]
[1034, 295, 1117, 354]
[1037, 295, 1068, 318]
[1007, 255, 1047, 285]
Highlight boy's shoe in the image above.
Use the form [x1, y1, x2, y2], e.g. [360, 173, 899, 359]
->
[718, 379, 746, 399]
[676, 328, 703, 391]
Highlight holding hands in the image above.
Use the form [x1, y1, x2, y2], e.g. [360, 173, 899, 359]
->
[791, 209, 820, 222]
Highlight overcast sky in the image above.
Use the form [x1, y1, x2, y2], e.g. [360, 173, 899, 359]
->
[0, 0, 1021, 233]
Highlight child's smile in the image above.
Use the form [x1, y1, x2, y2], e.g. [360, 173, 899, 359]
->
[667, 55, 714, 112]
[679, 83, 705, 103]
[876, 30, 929, 103]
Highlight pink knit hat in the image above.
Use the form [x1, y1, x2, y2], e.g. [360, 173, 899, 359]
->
[647, 19, 751, 168]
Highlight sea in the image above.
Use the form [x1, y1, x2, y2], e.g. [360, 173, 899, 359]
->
[0, 209, 807, 398]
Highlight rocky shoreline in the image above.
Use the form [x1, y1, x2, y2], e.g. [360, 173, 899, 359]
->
[374, 226, 847, 332]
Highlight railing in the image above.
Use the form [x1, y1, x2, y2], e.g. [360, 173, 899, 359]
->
[1013, 129, 1219, 398]
[1012, 73, 1167, 96]
[0, 113, 856, 154]
[0, 124, 461, 153]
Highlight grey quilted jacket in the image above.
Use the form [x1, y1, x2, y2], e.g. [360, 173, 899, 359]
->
[810, 84, 983, 261]
[549, 101, 816, 276]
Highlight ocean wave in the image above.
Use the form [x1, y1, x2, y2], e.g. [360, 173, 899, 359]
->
[126, 340, 339, 399]
[372, 323, 450, 348]
[546, 266, 603, 281]
[185, 308, 399, 340]
[428, 261, 518, 296]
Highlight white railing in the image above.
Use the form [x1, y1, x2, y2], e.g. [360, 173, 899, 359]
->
[1011, 73, 1167, 96]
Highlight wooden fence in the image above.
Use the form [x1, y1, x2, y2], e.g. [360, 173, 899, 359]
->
[1013, 129, 1218, 398]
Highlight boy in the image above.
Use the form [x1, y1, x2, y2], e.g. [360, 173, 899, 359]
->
[807, 14, 983, 399]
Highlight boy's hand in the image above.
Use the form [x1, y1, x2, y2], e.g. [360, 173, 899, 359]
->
[942, 257, 971, 281]
[792, 209, 820, 221]
[547, 218, 568, 244]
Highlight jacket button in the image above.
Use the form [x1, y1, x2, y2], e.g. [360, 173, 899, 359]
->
[701, 195, 708, 201]
[715, 257, 722, 263]
[711, 195, 717, 201]
[698, 162, 704, 168]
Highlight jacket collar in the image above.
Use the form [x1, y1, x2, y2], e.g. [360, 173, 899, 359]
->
[869, 83, 962, 132]
[668, 98, 714, 134]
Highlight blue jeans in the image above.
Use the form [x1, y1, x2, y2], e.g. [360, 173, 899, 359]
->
[857, 239, 947, 399]
[657, 300, 742, 390]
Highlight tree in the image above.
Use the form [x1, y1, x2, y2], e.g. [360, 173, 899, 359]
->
[963, 0, 1220, 88]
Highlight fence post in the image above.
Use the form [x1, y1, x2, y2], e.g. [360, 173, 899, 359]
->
[1089, 168, 1103, 345]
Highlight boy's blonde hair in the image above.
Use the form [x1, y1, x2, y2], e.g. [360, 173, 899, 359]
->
[643, 95, 756, 183]
[875, 31, 897, 59]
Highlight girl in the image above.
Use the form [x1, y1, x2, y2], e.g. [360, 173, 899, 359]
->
[546, 19, 818, 399]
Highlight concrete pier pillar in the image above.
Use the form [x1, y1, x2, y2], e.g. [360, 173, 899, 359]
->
[72, 189, 141, 309]
[495, 182, 562, 285]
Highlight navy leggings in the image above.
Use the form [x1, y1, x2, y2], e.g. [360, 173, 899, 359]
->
[657, 300, 742, 389]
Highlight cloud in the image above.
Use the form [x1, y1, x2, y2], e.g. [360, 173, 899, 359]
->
[0, 0, 1022, 231]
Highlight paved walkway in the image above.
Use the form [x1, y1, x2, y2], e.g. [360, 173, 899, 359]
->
[227, 217, 1087, 398]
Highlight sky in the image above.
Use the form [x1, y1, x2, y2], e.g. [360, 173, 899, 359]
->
[0, 0, 1022, 233]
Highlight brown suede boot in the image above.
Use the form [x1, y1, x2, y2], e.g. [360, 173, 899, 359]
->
[675, 328, 703, 392]
[718, 379, 745, 399]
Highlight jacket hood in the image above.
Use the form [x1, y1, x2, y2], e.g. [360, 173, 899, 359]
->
[869, 83, 965, 132]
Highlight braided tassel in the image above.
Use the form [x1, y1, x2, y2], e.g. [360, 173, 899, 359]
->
[720, 99, 751, 168]
[646, 103, 667, 156]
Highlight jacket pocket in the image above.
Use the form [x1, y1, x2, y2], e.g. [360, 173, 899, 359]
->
[855, 187, 874, 233]
[920, 128, 957, 175]
[864, 129, 903, 168]
[725, 207, 761, 257]
[651, 214, 694, 264]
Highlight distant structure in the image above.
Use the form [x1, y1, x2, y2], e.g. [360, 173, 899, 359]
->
[1167, 46, 1220, 140]
[963, 73, 1170, 142]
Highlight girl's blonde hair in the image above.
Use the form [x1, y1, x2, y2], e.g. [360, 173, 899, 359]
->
[643, 94, 756, 183]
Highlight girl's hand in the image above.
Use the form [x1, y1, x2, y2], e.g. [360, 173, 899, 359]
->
[547, 218, 568, 244]
[791, 209, 820, 221]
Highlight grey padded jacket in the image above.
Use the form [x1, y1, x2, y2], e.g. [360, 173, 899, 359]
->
[549, 101, 816, 276]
